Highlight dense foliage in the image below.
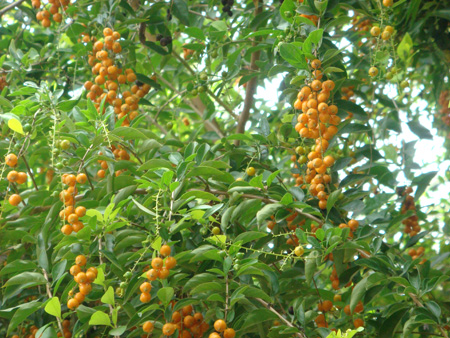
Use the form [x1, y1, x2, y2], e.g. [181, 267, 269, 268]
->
[1, 0, 450, 337]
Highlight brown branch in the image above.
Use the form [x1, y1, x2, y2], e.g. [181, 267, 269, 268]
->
[22, 156, 39, 191]
[0, 0, 26, 17]
[255, 298, 306, 338]
[235, 0, 263, 143]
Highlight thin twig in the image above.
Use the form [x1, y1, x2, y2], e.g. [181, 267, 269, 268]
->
[22, 156, 38, 191]
[255, 298, 306, 338]
[84, 168, 94, 191]
[0, 0, 26, 17]
[42, 269, 65, 337]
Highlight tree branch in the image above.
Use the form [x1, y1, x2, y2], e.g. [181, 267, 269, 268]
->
[0, 0, 26, 17]
[235, 0, 263, 142]
[255, 298, 306, 338]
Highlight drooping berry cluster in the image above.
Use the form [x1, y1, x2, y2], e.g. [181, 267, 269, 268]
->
[140, 245, 177, 303]
[67, 255, 98, 310]
[400, 187, 421, 237]
[5, 153, 27, 206]
[33, 0, 70, 27]
[84, 28, 151, 127]
[293, 59, 340, 209]
[96, 145, 130, 179]
[59, 173, 87, 235]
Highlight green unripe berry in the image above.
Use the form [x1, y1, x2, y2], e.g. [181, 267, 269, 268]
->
[212, 226, 221, 235]
[60, 139, 70, 150]
[236, 252, 244, 259]
[123, 271, 132, 279]
[199, 72, 208, 81]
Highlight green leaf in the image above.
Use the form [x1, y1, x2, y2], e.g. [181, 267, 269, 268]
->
[279, 43, 308, 69]
[407, 121, 432, 139]
[139, 158, 173, 170]
[397, 33, 413, 61]
[186, 166, 234, 183]
[305, 251, 318, 284]
[184, 27, 205, 40]
[7, 301, 42, 335]
[0, 260, 38, 276]
[131, 197, 157, 216]
[234, 231, 267, 244]
[44, 297, 61, 319]
[8, 118, 24, 135]
[327, 189, 341, 212]
[157, 287, 174, 307]
[350, 277, 368, 312]
[109, 326, 127, 335]
[172, 0, 190, 25]
[89, 311, 112, 326]
[256, 203, 283, 225]
[412, 171, 437, 199]
[101, 286, 115, 306]
[4, 272, 47, 287]
[280, 0, 295, 22]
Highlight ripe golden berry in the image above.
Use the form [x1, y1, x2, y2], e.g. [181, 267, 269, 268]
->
[142, 321, 154, 333]
[246, 167, 256, 176]
[5, 153, 18, 167]
[368, 66, 378, 77]
[75, 255, 87, 267]
[214, 319, 227, 332]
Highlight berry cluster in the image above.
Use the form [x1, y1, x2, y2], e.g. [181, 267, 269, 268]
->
[10, 325, 40, 338]
[33, 0, 70, 27]
[351, 16, 372, 33]
[293, 59, 340, 209]
[84, 28, 151, 126]
[96, 145, 130, 179]
[5, 153, 25, 206]
[140, 245, 177, 303]
[59, 173, 87, 235]
[156, 34, 173, 47]
[67, 255, 98, 310]
[220, 0, 234, 17]
[167, 304, 209, 338]
[209, 319, 235, 338]
[400, 187, 421, 237]
[370, 24, 394, 41]
[59, 319, 72, 338]
[408, 246, 426, 264]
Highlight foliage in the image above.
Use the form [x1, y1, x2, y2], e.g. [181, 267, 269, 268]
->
[0, 0, 450, 338]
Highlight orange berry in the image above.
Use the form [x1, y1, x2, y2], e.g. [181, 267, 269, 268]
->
[160, 245, 171, 257]
[5, 153, 18, 167]
[214, 319, 227, 332]
[223, 328, 236, 338]
[61, 224, 73, 235]
[75, 255, 87, 266]
[140, 282, 152, 293]
[162, 323, 176, 335]
[142, 321, 154, 333]
[67, 298, 79, 310]
[151, 257, 163, 269]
